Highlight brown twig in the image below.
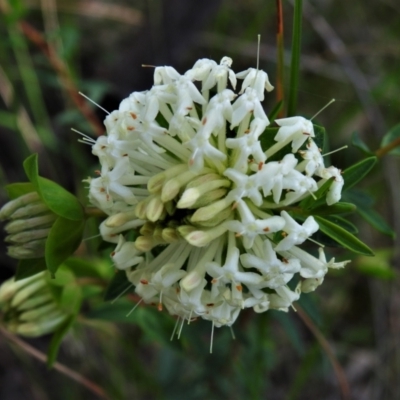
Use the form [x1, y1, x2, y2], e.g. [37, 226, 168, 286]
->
[295, 303, 351, 400]
[0, 325, 111, 400]
[375, 137, 400, 158]
[276, 0, 285, 116]
[18, 21, 104, 137]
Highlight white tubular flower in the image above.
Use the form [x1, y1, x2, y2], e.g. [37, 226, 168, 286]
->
[259, 153, 298, 203]
[275, 116, 315, 152]
[236, 68, 274, 100]
[240, 239, 301, 289]
[226, 117, 268, 172]
[200, 89, 235, 137]
[319, 166, 344, 205]
[275, 211, 319, 252]
[185, 58, 218, 82]
[298, 139, 324, 176]
[202, 56, 237, 92]
[231, 87, 269, 128]
[224, 168, 263, 206]
[226, 200, 285, 248]
[83, 54, 348, 331]
[111, 236, 144, 270]
[154, 66, 181, 85]
[269, 285, 301, 312]
[185, 131, 227, 172]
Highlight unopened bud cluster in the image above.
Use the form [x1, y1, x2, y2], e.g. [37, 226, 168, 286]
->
[0, 272, 68, 337]
[0, 192, 56, 259]
[87, 56, 348, 328]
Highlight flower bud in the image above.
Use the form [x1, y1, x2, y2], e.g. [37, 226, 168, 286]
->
[1, 192, 56, 260]
[0, 272, 70, 338]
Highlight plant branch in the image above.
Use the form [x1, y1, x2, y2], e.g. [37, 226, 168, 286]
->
[276, 0, 285, 116]
[0, 325, 111, 400]
[18, 21, 104, 137]
[295, 303, 351, 400]
[375, 137, 400, 158]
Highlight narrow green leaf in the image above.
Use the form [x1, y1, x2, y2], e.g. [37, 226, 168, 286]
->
[5, 182, 36, 200]
[342, 157, 377, 191]
[87, 300, 142, 323]
[15, 258, 47, 280]
[268, 100, 284, 123]
[45, 217, 85, 276]
[341, 189, 374, 208]
[324, 216, 358, 234]
[312, 202, 357, 216]
[380, 123, 400, 156]
[313, 124, 326, 152]
[87, 303, 176, 347]
[271, 311, 304, 355]
[300, 178, 333, 210]
[287, 0, 303, 117]
[0, 110, 17, 130]
[104, 270, 133, 301]
[47, 315, 75, 368]
[23, 154, 84, 221]
[315, 216, 374, 256]
[352, 131, 373, 155]
[287, 344, 320, 400]
[63, 257, 111, 279]
[260, 127, 279, 153]
[356, 205, 395, 238]
[356, 250, 395, 280]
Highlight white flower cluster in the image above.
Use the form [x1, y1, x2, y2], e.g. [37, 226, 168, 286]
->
[87, 56, 348, 328]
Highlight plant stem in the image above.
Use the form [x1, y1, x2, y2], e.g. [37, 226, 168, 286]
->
[295, 303, 351, 400]
[375, 137, 400, 158]
[287, 0, 303, 117]
[0, 325, 112, 400]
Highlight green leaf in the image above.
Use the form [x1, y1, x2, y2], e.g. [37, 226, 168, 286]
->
[260, 127, 279, 153]
[271, 311, 304, 355]
[87, 300, 141, 323]
[104, 270, 133, 301]
[342, 157, 377, 191]
[342, 189, 374, 208]
[45, 217, 85, 276]
[5, 182, 36, 200]
[63, 257, 111, 279]
[352, 131, 373, 155]
[324, 216, 358, 234]
[15, 258, 47, 280]
[268, 100, 284, 123]
[300, 178, 334, 210]
[314, 216, 374, 256]
[381, 123, 400, 156]
[311, 202, 357, 216]
[287, 343, 320, 400]
[47, 315, 76, 368]
[23, 154, 84, 221]
[0, 110, 17, 130]
[356, 250, 395, 280]
[356, 204, 395, 238]
[287, 0, 303, 117]
[313, 124, 326, 152]
[87, 302, 176, 346]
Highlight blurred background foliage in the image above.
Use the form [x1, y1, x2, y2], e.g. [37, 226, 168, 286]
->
[0, 0, 400, 399]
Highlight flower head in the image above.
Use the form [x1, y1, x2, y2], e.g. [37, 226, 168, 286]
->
[0, 192, 56, 259]
[0, 272, 70, 337]
[87, 55, 347, 331]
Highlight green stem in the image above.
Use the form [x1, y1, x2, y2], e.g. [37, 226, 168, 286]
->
[84, 207, 107, 218]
